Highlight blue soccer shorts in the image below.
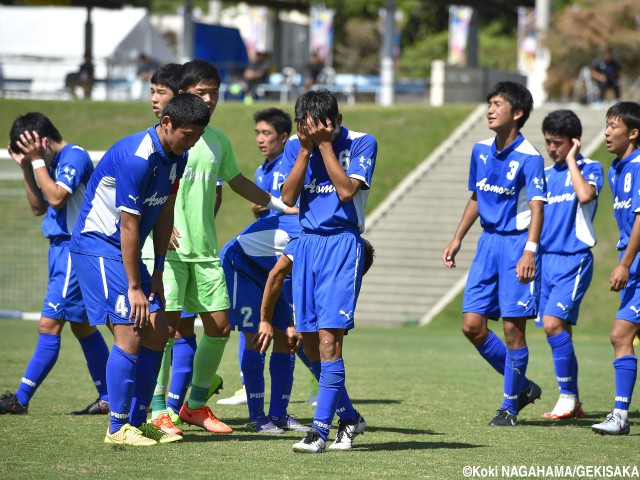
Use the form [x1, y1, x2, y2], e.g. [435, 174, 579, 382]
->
[616, 250, 640, 324]
[70, 252, 162, 326]
[41, 239, 87, 323]
[540, 251, 594, 325]
[222, 243, 292, 333]
[293, 231, 364, 333]
[463, 230, 540, 320]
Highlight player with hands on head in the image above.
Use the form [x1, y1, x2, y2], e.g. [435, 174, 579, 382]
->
[538, 110, 603, 421]
[0, 113, 110, 417]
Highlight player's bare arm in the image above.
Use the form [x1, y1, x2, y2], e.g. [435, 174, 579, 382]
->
[256, 254, 293, 353]
[516, 199, 544, 284]
[121, 211, 150, 328]
[16, 130, 70, 210]
[228, 173, 297, 215]
[566, 139, 597, 203]
[443, 193, 479, 268]
[281, 121, 312, 206]
[611, 213, 640, 292]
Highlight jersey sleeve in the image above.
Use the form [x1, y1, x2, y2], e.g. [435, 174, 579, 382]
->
[115, 155, 152, 216]
[468, 146, 478, 193]
[347, 135, 377, 189]
[631, 165, 640, 214]
[523, 154, 547, 202]
[218, 134, 242, 182]
[583, 161, 604, 195]
[56, 146, 91, 195]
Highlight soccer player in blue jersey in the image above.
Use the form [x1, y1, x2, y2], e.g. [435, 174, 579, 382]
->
[70, 93, 211, 446]
[443, 81, 546, 427]
[0, 113, 110, 416]
[221, 213, 310, 434]
[592, 101, 640, 435]
[539, 110, 603, 420]
[280, 88, 377, 452]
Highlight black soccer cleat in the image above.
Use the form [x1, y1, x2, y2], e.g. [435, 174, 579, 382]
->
[0, 390, 28, 415]
[488, 409, 517, 427]
[517, 381, 542, 413]
[70, 398, 110, 415]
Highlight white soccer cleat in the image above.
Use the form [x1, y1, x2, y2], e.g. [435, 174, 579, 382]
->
[292, 428, 326, 453]
[328, 410, 366, 450]
[592, 412, 630, 435]
[216, 386, 247, 405]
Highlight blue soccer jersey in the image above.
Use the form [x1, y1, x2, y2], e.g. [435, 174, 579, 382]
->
[70, 125, 187, 260]
[221, 214, 302, 275]
[609, 149, 640, 250]
[41, 144, 94, 239]
[469, 134, 547, 232]
[541, 157, 604, 254]
[281, 126, 376, 233]
[254, 153, 289, 218]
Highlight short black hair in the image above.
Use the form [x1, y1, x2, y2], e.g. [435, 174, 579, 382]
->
[363, 238, 375, 275]
[162, 93, 211, 129]
[179, 59, 221, 91]
[9, 112, 62, 153]
[294, 88, 339, 127]
[541, 110, 582, 139]
[151, 63, 183, 95]
[606, 102, 640, 144]
[253, 108, 292, 136]
[487, 81, 534, 129]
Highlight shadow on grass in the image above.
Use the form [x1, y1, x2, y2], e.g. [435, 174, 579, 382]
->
[359, 441, 486, 452]
[365, 426, 443, 435]
[519, 410, 632, 427]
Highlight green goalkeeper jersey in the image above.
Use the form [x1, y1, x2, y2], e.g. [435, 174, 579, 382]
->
[141, 125, 240, 263]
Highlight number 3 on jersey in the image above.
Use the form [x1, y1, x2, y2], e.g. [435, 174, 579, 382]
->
[506, 161, 519, 180]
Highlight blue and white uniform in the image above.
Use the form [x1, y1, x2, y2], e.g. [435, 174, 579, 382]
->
[281, 126, 377, 332]
[70, 125, 187, 326]
[539, 156, 603, 324]
[254, 153, 289, 218]
[463, 133, 547, 320]
[41, 144, 94, 322]
[222, 214, 302, 332]
[609, 148, 640, 323]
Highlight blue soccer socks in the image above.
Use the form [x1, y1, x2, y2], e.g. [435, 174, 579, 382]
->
[547, 331, 578, 396]
[613, 355, 637, 411]
[107, 345, 137, 434]
[501, 346, 529, 415]
[268, 352, 295, 420]
[129, 347, 164, 427]
[78, 329, 109, 401]
[15, 333, 61, 407]
[242, 348, 266, 420]
[313, 359, 347, 441]
[166, 335, 196, 413]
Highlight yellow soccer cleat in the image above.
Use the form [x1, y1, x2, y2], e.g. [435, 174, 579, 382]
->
[139, 422, 183, 444]
[104, 424, 158, 446]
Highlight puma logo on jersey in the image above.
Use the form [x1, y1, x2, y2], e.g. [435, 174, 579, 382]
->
[48, 302, 60, 312]
[128, 195, 139, 202]
[556, 302, 568, 312]
[479, 154, 488, 164]
[517, 300, 531, 309]
[339, 310, 353, 320]
[629, 305, 640, 316]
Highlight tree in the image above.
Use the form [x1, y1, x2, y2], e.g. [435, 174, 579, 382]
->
[544, 0, 640, 99]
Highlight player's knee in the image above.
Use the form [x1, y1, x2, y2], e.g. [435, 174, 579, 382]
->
[461, 322, 485, 343]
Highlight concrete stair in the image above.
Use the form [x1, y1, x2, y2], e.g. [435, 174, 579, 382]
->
[357, 103, 608, 327]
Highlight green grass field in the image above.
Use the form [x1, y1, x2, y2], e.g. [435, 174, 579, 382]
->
[1, 99, 639, 478]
